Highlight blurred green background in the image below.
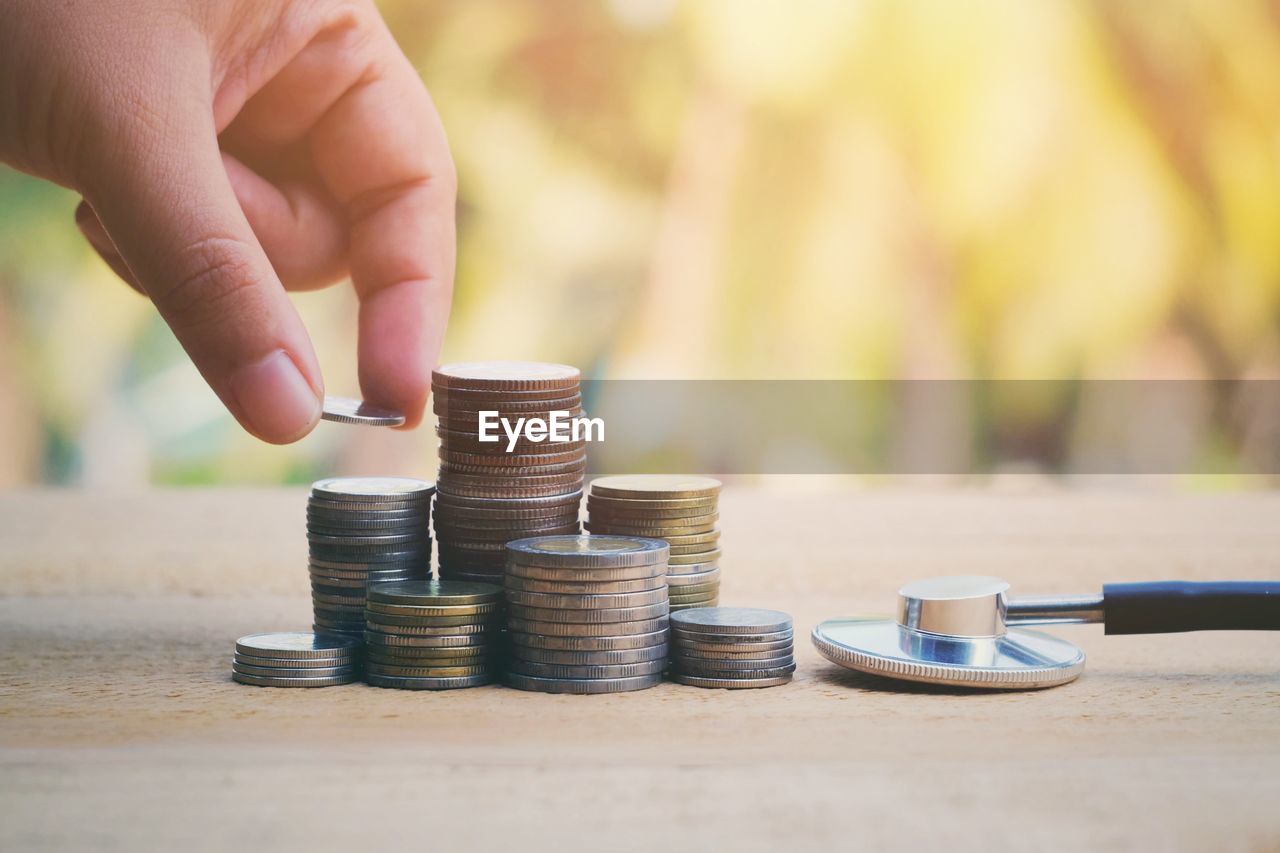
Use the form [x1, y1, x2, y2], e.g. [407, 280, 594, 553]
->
[0, 0, 1277, 486]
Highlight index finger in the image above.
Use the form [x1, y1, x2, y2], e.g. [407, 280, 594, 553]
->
[308, 17, 456, 428]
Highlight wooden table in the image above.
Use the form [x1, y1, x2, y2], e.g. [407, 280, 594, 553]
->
[1, 487, 1277, 851]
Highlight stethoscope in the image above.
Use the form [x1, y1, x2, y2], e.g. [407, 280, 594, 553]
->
[812, 577, 1280, 689]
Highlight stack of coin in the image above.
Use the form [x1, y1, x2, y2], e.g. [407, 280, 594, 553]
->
[586, 475, 722, 611]
[308, 477, 435, 637]
[432, 362, 586, 583]
[363, 580, 504, 689]
[232, 632, 361, 687]
[669, 608, 795, 689]
[504, 535, 670, 694]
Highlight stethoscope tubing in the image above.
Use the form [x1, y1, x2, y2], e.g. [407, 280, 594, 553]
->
[1101, 580, 1280, 634]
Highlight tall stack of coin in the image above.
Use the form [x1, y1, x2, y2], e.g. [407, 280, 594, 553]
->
[363, 580, 504, 689]
[232, 632, 361, 688]
[586, 476, 722, 611]
[504, 535, 670, 694]
[308, 477, 435, 637]
[669, 608, 795, 689]
[432, 362, 586, 583]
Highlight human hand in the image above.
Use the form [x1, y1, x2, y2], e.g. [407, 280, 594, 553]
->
[0, 0, 455, 442]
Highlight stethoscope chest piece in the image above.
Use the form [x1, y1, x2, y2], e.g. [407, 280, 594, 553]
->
[812, 575, 1086, 690]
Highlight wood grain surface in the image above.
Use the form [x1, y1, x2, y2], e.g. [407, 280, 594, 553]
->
[1, 486, 1277, 852]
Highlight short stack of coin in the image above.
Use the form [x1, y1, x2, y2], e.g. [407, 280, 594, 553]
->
[504, 535, 670, 694]
[232, 632, 361, 687]
[308, 477, 435, 637]
[669, 608, 795, 689]
[363, 580, 505, 689]
[586, 475, 721, 611]
[432, 362, 586, 583]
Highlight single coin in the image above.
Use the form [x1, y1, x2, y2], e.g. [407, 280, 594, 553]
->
[504, 588, 668, 610]
[311, 624, 362, 636]
[436, 428, 587, 455]
[508, 659, 666, 679]
[437, 570, 506, 585]
[676, 637, 794, 654]
[438, 447, 587, 468]
[668, 592, 720, 607]
[504, 672, 663, 694]
[588, 475, 721, 500]
[511, 644, 668, 666]
[670, 599, 720, 612]
[431, 383, 582, 402]
[234, 632, 360, 661]
[320, 396, 406, 427]
[673, 653, 796, 670]
[670, 607, 792, 635]
[507, 616, 668, 638]
[307, 497, 426, 513]
[364, 620, 501, 636]
[307, 530, 425, 547]
[433, 393, 583, 416]
[440, 460, 587, 479]
[433, 522, 581, 542]
[438, 469, 585, 488]
[664, 568, 721, 587]
[366, 579, 502, 606]
[506, 535, 668, 568]
[365, 608, 501, 625]
[672, 627, 794, 645]
[504, 561, 666, 583]
[434, 489, 583, 510]
[307, 555, 430, 571]
[503, 575, 665, 595]
[438, 482, 585, 500]
[432, 360, 580, 391]
[586, 516, 719, 536]
[675, 655, 793, 676]
[366, 652, 492, 668]
[312, 476, 435, 502]
[509, 628, 668, 652]
[306, 517, 430, 533]
[363, 631, 489, 648]
[586, 505, 719, 523]
[664, 581, 719, 597]
[663, 529, 722, 547]
[308, 574, 417, 590]
[232, 671, 359, 687]
[307, 503, 429, 519]
[311, 615, 363, 629]
[232, 662, 355, 679]
[507, 601, 669, 625]
[670, 673, 792, 689]
[311, 591, 369, 609]
[667, 549, 723, 566]
[437, 408, 587, 433]
[365, 662, 492, 678]
[433, 511, 581, 531]
[234, 653, 357, 669]
[365, 673, 494, 690]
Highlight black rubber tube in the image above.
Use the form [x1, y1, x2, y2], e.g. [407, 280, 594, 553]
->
[1103, 581, 1280, 635]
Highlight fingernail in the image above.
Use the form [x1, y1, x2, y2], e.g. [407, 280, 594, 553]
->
[226, 350, 322, 443]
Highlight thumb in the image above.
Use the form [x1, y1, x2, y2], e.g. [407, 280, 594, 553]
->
[82, 84, 324, 445]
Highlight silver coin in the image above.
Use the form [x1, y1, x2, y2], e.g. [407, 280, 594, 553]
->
[307, 546, 433, 563]
[586, 517, 719, 536]
[665, 568, 721, 587]
[586, 499, 718, 519]
[507, 616, 669, 638]
[503, 561, 666, 583]
[507, 601, 669, 624]
[436, 570, 507, 585]
[508, 659, 666, 679]
[670, 607, 792, 635]
[307, 531, 426, 547]
[308, 556, 430, 571]
[667, 548, 723, 566]
[234, 632, 360, 661]
[366, 579, 502, 606]
[232, 662, 356, 679]
[667, 582, 720, 599]
[308, 574, 419, 589]
[312, 591, 368, 608]
[433, 490, 584, 511]
[320, 396, 406, 426]
[670, 599, 720, 612]
[364, 600, 500, 618]
[504, 588, 668, 610]
[365, 653, 493, 669]
[670, 673, 792, 689]
[672, 627, 794, 645]
[672, 662, 797, 679]
[365, 662, 492, 678]
[672, 654, 796, 671]
[505, 671, 663, 694]
[306, 520, 431, 535]
[308, 497, 428, 513]
[664, 560, 721, 577]
[232, 671, 359, 688]
[363, 631, 491, 648]
[432, 522, 580, 542]
[311, 625, 362, 637]
[364, 619, 501, 636]
[505, 535, 668, 568]
[365, 673, 494, 690]
[588, 475, 721, 500]
[676, 637, 794, 654]
[511, 644, 668, 666]
[503, 575, 665, 595]
[234, 653, 358, 669]
[312, 476, 435, 502]
[508, 628, 669, 652]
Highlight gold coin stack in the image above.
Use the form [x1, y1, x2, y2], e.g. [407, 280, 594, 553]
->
[586, 475, 722, 611]
[432, 361, 586, 583]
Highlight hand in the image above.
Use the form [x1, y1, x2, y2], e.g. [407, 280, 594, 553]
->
[0, 0, 455, 442]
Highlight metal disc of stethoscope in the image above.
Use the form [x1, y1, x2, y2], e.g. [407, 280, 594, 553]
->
[811, 618, 1086, 689]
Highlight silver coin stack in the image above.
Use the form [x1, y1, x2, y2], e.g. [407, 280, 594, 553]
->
[669, 607, 795, 689]
[504, 535, 670, 694]
[432, 361, 586, 583]
[586, 475, 722, 611]
[364, 580, 504, 689]
[307, 477, 435, 637]
[232, 632, 361, 687]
